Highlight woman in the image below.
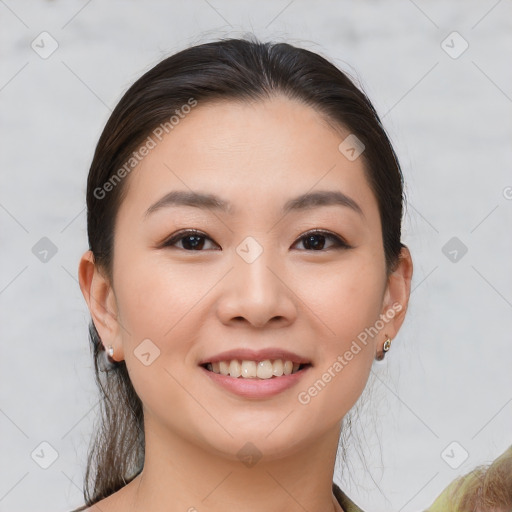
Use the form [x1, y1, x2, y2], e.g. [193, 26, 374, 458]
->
[75, 36, 414, 511]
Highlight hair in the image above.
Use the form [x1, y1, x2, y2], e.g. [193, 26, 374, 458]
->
[73, 35, 407, 510]
[427, 445, 512, 512]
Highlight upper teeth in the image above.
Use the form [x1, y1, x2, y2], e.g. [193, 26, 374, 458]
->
[206, 360, 301, 379]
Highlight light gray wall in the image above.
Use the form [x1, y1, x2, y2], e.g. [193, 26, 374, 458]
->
[1, 1, 511, 511]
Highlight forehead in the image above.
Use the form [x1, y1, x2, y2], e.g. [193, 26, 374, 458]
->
[117, 96, 379, 223]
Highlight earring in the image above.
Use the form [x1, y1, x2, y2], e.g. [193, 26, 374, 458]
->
[376, 335, 392, 361]
[99, 344, 117, 372]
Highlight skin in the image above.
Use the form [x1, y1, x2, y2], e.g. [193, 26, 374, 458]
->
[79, 95, 413, 512]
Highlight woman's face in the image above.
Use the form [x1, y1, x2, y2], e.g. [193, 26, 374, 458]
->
[85, 96, 410, 461]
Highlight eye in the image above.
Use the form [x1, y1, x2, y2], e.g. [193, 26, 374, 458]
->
[292, 229, 351, 251]
[161, 229, 219, 251]
[160, 229, 351, 252]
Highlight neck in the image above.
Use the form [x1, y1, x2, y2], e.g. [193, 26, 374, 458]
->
[120, 416, 345, 512]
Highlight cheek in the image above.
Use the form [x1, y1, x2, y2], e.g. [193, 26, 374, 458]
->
[294, 257, 384, 415]
[111, 254, 214, 425]
[113, 249, 218, 340]
[295, 254, 385, 339]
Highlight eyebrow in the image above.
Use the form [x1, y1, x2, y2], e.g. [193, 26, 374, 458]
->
[144, 189, 364, 219]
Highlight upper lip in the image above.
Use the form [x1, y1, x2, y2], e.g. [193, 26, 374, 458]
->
[198, 348, 311, 366]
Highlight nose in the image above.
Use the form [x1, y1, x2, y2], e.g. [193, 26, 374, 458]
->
[215, 246, 298, 329]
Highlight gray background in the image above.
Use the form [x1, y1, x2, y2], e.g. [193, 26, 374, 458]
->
[1, 1, 511, 511]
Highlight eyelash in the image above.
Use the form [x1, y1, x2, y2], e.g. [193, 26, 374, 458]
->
[161, 229, 351, 252]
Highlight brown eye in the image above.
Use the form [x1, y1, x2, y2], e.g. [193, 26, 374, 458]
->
[162, 230, 219, 251]
[293, 230, 351, 251]
[161, 229, 351, 252]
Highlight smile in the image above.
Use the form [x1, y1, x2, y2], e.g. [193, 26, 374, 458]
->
[201, 359, 311, 379]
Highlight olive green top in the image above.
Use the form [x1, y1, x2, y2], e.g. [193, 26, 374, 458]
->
[333, 483, 366, 512]
[333, 445, 512, 512]
[424, 445, 512, 512]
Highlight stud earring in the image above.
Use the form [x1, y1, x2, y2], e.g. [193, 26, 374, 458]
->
[99, 344, 117, 372]
[375, 335, 392, 361]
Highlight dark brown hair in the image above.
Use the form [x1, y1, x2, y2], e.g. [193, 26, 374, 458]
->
[73, 35, 406, 510]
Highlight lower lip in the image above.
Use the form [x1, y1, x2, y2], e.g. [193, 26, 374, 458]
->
[200, 366, 311, 399]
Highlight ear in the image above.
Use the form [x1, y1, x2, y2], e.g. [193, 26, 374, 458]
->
[379, 245, 413, 340]
[78, 250, 124, 361]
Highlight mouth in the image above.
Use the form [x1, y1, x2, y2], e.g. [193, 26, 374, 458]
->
[200, 360, 312, 379]
[198, 349, 313, 398]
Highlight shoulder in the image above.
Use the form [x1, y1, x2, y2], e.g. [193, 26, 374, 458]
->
[71, 498, 115, 512]
[73, 504, 110, 512]
[333, 482, 367, 512]
[73, 484, 133, 512]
